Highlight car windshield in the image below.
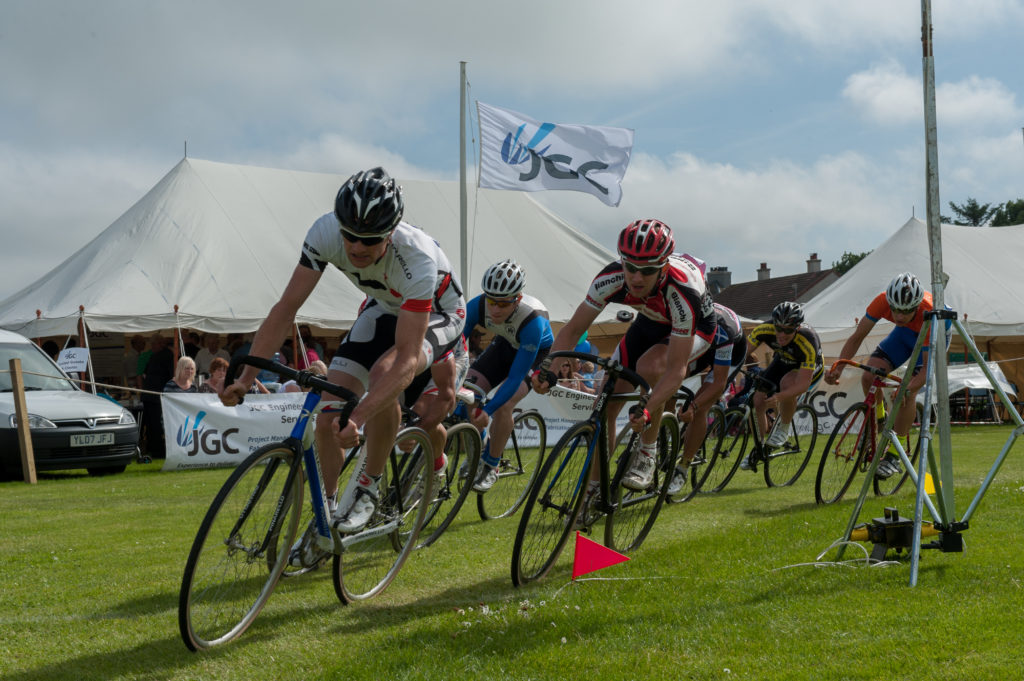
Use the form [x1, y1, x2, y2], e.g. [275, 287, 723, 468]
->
[0, 342, 77, 392]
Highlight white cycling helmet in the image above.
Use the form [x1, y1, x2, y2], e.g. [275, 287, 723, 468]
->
[481, 259, 526, 298]
[886, 272, 924, 312]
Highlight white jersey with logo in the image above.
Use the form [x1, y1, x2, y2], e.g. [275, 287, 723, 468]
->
[300, 215, 465, 317]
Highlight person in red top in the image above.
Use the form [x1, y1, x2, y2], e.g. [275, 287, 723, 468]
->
[824, 272, 950, 478]
[532, 218, 716, 493]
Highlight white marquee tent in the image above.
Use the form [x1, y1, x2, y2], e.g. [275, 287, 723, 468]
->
[802, 216, 1024, 393]
[0, 158, 620, 338]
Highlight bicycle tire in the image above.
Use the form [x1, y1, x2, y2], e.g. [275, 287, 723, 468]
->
[604, 415, 675, 552]
[179, 443, 303, 651]
[701, 407, 749, 493]
[416, 422, 482, 548]
[670, 406, 725, 503]
[511, 421, 594, 587]
[332, 426, 434, 603]
[873, 405, 930, 497]
[478, 409, 547, 520]
[763, 404, 818, 487]
[815, 402, 867, 504]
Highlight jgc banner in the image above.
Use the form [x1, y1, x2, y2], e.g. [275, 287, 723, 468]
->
[161, 392, 306, 471]
[478, 102, 633, 206]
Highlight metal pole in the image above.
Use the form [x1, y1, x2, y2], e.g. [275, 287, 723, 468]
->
[459, 61, 469, 291]
[911, 0, 956, 586]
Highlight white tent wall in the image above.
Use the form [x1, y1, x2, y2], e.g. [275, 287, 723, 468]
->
[801, 217, 1024, 397]
[0, 158, 619, 339]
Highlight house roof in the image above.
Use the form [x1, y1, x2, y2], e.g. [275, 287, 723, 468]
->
[713, 269, 837, 322]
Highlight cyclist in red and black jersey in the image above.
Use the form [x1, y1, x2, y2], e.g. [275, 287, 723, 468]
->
[533, 219, 716, 492]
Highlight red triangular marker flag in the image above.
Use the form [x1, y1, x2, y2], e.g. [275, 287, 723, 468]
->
[572, 531, 630, 580]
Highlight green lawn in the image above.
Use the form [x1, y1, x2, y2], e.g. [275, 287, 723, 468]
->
[2, 424, 1023, 680]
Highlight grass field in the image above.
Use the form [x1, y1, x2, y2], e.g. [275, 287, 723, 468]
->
[2, 424, 1023, 680]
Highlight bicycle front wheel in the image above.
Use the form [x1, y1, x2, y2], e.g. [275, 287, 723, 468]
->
[604, 414, 675, 553]
[332, 427, 433, 602]
[179, 443, 303, 651]
[417, 422, 482, 548]
[478, 410, 546, 520]
[815, 403, 867, 504]
[700, 407, 749, 494]
[764, 404, 818, 487]
[511, 421, 594, 586]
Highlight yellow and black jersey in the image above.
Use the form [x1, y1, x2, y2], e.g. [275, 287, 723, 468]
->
[747, 323, 823, 371]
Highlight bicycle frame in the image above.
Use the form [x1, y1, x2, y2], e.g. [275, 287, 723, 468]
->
[832, 359, 906, 472]
[225, 356, 360, 555]
[540, 351, 650, 518]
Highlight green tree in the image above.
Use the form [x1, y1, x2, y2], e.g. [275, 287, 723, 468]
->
[832, 250, 871, 276]
[941, 197, 997, 226]
[990, 199, 1024, 226]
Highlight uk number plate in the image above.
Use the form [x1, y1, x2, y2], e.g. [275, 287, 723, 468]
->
[70, 433, 115, 447]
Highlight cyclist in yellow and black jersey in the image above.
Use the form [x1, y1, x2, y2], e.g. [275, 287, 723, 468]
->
[743, 302, 823, 464]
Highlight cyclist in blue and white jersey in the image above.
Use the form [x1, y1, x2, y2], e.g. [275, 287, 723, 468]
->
[667, 302, 746, 494]
[222, 167, 466, 535]
[533, 219, 716, 493]
[461, 260, 554, 493]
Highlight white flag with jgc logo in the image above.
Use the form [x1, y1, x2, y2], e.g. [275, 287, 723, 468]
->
[478, 102, 633, 207]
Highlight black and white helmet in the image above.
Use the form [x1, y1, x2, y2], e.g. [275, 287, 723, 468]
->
[886, 272, 924, 312]
[771, 301, 804, 328]
[481, 259, 526, 298]
[334, 167, 404, 236]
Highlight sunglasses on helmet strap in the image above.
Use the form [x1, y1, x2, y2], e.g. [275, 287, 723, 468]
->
[485, 296, 517, 308]
[621, 260, 662, 276]
[340, 228, 389, 246]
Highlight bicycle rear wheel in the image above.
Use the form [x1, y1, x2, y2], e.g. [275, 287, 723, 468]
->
[763, 405, 818, 487]
[604, 415, 675, 552]
[332, 427, 433, 602]
[700, 407, 749, 493]
[669, 406, 725, 503]
[416, 422, 481, 548]
[815, 403, 867, 504]
[511, 421, 594, 586]
[179, 444, 303, 651]
[478, 410, 546, 520]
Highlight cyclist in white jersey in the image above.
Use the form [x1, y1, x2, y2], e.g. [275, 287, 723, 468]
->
[222, 167, 466, 534]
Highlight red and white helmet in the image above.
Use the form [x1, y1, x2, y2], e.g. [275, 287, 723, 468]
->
[617, 219, 674, 266]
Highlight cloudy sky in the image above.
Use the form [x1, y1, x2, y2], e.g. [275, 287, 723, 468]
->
[1, 0, 1022, 301]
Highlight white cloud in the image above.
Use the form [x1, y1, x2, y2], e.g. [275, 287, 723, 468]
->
[536, 149, 916, 284]
[842, 60, 922, 126]
[938, 76, 1021, 127]
[844, 61, 1022, 133]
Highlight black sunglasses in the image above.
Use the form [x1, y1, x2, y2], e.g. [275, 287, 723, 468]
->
[341, 229, 389, 246]
[775, 325, 798, 334]
[621, 260, 662, 276]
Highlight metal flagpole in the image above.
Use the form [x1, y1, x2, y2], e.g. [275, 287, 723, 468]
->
[459, 61, 469, 291]
[910, 0, 954, 586]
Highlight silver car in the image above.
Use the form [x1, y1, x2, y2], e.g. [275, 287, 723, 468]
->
[0, 330, 139, 480]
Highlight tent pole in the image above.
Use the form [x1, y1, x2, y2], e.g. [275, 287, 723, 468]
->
[459, 61, 469, 292]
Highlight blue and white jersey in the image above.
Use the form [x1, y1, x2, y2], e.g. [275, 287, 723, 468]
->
[464, 293, 553, 352]
[464, 293, 554, 415]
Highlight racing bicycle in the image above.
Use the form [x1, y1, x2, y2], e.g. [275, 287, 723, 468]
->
[510, 351, 675, 586]
[178, 356, 434, 650]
